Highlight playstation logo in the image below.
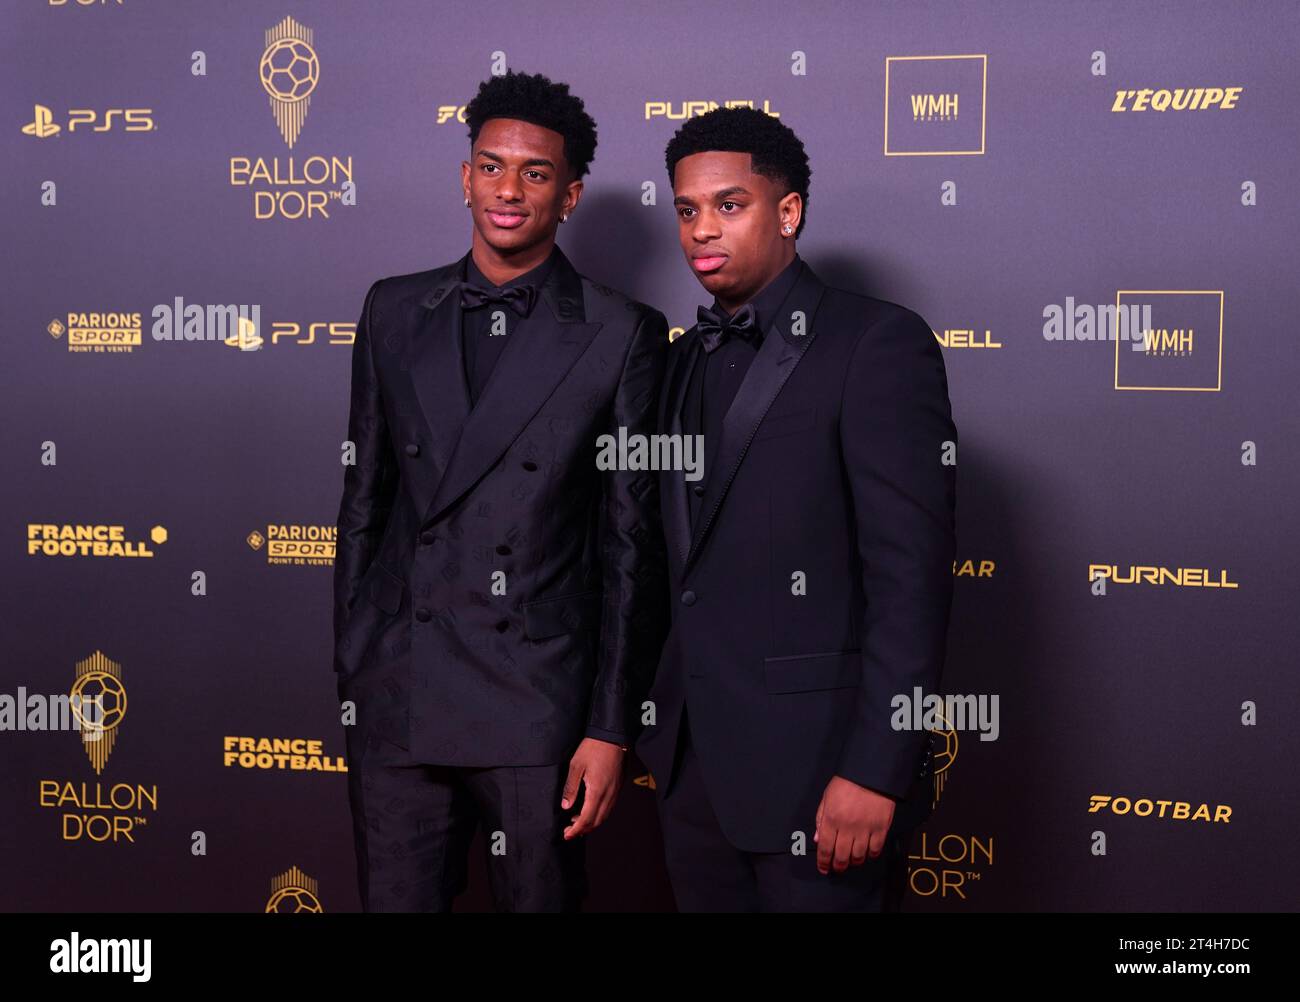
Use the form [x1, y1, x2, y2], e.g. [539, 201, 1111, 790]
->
[19, 103, 154, 136]
[224, 315, 263, 351]
[22, 104, 60, 138]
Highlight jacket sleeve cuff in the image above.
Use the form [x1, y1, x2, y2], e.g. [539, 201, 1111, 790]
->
[584, 724, 628, 747]
[834, 728, 925, 801]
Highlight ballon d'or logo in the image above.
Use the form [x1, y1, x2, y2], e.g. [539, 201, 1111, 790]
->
[71, 650, 127, 774]
[259, 16, 319, 149]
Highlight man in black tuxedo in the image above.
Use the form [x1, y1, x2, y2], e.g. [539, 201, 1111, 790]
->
[333, 70, 668, 912]
[635, 107, 957, 911]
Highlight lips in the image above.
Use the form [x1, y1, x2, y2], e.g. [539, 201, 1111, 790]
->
[692, 253, 727, 273]
[486, 209, 528, 229]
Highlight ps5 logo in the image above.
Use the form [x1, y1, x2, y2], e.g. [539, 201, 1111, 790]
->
[21, 103, 154, 138]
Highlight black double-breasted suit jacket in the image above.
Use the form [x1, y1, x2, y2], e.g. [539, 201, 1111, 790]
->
[332, 246, 670, 767]
[635, 259, 958, 853]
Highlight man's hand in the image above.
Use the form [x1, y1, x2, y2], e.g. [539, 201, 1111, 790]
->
[561, 738, 625, 839]
[813, 775, 896, 874]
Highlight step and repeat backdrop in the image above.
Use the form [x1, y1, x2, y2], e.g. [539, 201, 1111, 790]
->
[3, 0, 1297, 912]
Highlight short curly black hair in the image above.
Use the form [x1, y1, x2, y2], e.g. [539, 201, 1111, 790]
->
[665, 107, 812, 237]
[464, 69, 598, 180]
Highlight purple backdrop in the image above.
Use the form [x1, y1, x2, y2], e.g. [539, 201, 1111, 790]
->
[3, 0, 1297, 912]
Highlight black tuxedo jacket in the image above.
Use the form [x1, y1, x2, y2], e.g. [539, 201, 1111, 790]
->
[333, 246, 669, 766]
[635, 259, 957, 852]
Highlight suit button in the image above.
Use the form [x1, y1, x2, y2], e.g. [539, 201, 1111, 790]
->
[405, 443, 420, 457]
[415, 608, 431, 622]
[522, 460, 538, 472]
[420, 531, 435, 546]
[496, 544, 511, 556]
[495, 620, 509, 633]
[691, 484, 705, 497]
[680, 590, 697, 606]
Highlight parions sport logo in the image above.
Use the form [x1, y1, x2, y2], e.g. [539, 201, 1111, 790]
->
[246, 523, 336, 565]
[48, 312, 143, 352]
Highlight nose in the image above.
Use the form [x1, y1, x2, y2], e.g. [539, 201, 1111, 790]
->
[495, 169, 524, 202]
[690, 208, 721, 241]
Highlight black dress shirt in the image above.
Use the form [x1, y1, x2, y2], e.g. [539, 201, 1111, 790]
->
[460, 246, 558, 406]
[683, 254, 805, 523]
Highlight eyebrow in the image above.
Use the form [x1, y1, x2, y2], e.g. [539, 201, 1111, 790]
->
[672, 185, 753, 206]
[477, 149, 557, 170]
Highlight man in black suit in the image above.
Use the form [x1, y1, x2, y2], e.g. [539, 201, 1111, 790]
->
[333, 70, 669, 912]
[635, 107, 957, 911]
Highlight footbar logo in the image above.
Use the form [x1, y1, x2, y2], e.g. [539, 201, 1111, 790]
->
[1088, 794, 1232, 823]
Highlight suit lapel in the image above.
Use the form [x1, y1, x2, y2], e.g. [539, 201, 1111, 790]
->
[661, 333, 701, 565]
[410, 253, 473, 479]
[684, 261, 827, 572]
[422, 246, 602, 524]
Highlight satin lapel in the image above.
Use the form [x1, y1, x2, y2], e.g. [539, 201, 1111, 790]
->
[423, 246, 602, 524]
[410, 253, 472, 478]
[684, 263, 827, 571]
[662, 333, 701, 565]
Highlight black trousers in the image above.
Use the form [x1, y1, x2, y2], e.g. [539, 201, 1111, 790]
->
[654, 706, 910, 912]
[342, 727, 587, 912]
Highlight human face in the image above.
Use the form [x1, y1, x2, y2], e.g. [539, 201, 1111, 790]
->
[461, 117, 582, 271]
[671, 151, 800, 313]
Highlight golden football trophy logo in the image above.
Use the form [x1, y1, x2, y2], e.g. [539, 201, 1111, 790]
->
[266, 866, 324, 913]
[71, 650, 127, 775]
[929, 710, 957, 809]
[259, 16, 319, 149]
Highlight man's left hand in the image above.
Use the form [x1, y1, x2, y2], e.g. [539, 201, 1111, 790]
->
[814, 775, 897, 874]
[561, 738, 625, 839]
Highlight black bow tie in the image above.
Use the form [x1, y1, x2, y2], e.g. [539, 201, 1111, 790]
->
[696, 302, 761, 353]
[459, 282, 537, 318]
